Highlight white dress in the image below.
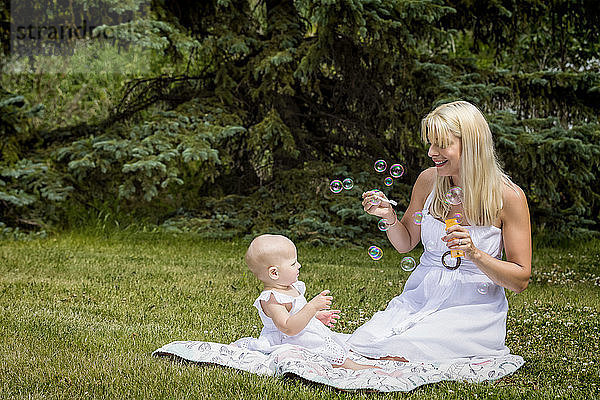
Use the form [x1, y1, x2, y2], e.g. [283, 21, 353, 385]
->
[232, 280, 351, 365]
[347, 190, 511, 362]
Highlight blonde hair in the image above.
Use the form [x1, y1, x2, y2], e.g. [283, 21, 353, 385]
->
[421, 101, 514, 226]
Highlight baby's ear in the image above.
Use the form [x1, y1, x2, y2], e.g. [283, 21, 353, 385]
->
[268, 266, 279, 279]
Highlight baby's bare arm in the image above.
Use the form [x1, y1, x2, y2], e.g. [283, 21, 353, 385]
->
[261, 291, 332, 336]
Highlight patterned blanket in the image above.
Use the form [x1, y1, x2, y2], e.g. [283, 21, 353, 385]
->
[152, 341, 525, 392]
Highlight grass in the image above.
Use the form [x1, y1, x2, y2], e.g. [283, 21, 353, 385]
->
[0, 231, 599, 399]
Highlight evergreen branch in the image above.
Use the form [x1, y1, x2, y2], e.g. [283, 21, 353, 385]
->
[38, 72, 215, 146]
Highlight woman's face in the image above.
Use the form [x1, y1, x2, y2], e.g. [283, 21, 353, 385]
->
[428, 134, 462, 177]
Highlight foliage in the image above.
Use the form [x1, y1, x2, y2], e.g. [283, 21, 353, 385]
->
[0, 89, 61, 229]
[0, 0, 599, 243]
[158, 161, 410, 247]
[491, 112, 600, 240]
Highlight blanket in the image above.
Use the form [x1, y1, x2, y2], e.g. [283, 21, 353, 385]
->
[152, 341, 524, 392]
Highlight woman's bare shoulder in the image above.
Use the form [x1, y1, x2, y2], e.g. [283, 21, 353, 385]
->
[501, 180, 529, 219]
[412, 167, 437, 201]
[502, 181, 527, 207]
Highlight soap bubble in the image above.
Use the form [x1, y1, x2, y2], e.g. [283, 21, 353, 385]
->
[477, 282, 490, 295]
[445, 186, 463, 205]
[378, 219, 389, 231]
[384, 177, 394, 186]
[342, 178, 354, 190]
[329, 180, 343, 193]
[370, 197, 382, 206]
[369, 190, 383, 205]
[390, 164, 404, 178]
[454, 213, 463, 223]
[374, 160, 387, 173]
[413, 211, 424, 225]
[368, 246, 383, 261]
[400, 256, 416, 272]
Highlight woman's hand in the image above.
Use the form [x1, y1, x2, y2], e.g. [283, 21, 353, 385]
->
[441, 224, 479, 259]
[316, 309, 341, 327]
[362, 190, 395, 221]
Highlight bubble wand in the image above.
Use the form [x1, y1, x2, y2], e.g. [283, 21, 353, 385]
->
[374, 195, 398, 206]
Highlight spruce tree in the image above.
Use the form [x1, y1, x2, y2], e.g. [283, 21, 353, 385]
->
[0, 0, 597, 242]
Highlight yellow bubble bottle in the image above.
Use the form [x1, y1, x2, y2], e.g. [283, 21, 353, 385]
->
[444, 218, 465, 258]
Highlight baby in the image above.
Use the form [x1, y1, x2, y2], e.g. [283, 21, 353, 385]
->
[236, 234, 376, 370]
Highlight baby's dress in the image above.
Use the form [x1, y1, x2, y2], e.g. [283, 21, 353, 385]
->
[233, 280, 350, 365]
[347, 189, 511, 362]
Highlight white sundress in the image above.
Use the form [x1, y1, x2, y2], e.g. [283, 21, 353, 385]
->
[347, 190, 511, 362]
[232, 280, 351, 365]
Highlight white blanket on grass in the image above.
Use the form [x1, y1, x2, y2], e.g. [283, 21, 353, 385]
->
[152, 341, 524, 392]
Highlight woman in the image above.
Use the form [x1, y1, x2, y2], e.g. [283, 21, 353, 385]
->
[347, 101, 532, 362]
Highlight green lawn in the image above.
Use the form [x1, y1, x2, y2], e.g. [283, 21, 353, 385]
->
[1, 232, 599, 399]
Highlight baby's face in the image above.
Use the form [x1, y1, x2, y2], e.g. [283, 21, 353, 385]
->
[268, 240, 301, 285]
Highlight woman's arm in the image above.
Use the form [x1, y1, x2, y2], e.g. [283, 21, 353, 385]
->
[444, 184, 532, 293]
[261, 290, 332, 336]
[363, 168, 435, 253]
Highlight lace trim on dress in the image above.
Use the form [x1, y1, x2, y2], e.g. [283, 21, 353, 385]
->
[252, 281, 306, 311]
[322, 336, 347, 365]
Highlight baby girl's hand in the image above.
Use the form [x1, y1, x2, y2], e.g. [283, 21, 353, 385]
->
[316, 310, 341, 327]
[308, 290, 332, 312]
